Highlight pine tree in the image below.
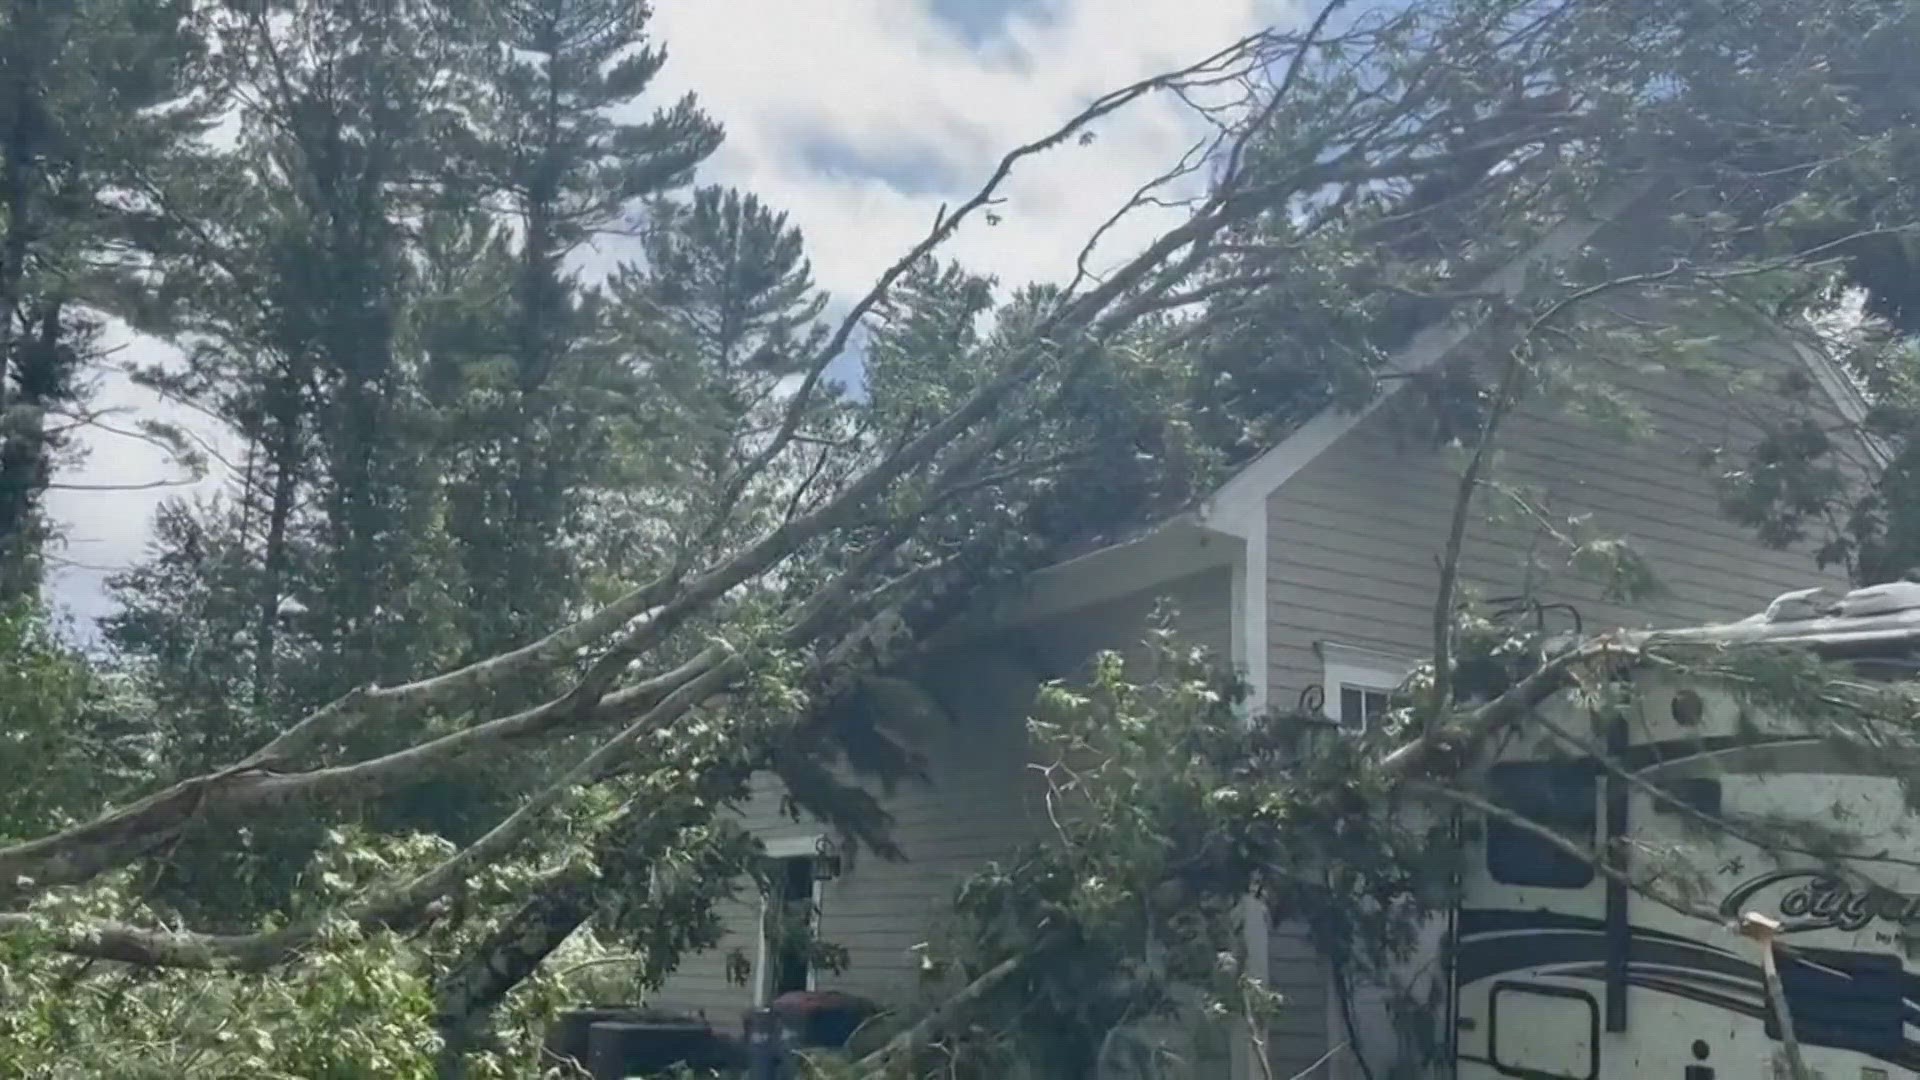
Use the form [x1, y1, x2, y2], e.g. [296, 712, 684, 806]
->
[107, 0, 494, 922]
[117, 0, 501, 703]
[603, 184, 829, 545]
[104, 0, 734, 923]
[432, 0, 721, 660]
[425, 183, 839, 1056]
[0, 0, 210, 599]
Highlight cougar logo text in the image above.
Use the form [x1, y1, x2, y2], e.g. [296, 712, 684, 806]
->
[1719, 868, 1920, 933]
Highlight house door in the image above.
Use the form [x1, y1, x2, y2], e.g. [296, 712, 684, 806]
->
[764, 853, 819, 1001]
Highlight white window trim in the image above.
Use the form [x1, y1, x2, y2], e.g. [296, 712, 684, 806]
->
[754, 835, 826, 1006]
[1319, 642, 1417, 735]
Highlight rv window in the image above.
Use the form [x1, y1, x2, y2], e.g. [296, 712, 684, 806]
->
[1485, 763, 1597, 889]
[1650, 777, 1721, 817]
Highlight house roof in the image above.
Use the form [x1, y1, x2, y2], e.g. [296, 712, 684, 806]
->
[1007, 175, 1890, 634]
[1191, 182, 1653, 539]
[1012, 178, 1889, 629]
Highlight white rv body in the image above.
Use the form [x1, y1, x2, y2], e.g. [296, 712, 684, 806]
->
[1453, 670, 1920, 1080]
[1348, 583, 1920, 1080]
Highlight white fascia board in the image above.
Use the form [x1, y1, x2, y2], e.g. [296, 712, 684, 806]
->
[1005, 517, 1244, 625]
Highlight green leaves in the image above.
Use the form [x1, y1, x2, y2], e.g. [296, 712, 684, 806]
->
[21, 1, 1920, 1076]
[906, 630, 1444, 1078]
[0, 600, 152, 845]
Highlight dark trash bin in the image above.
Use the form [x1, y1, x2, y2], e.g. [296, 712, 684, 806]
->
[546, 1005, 652, 1068]
[586, 1018, 726, 1078]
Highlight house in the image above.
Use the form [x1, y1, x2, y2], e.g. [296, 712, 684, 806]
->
[649, 193, 1870, 1078]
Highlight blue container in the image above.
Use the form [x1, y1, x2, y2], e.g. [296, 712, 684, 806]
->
[744, 1007, 795, 1080]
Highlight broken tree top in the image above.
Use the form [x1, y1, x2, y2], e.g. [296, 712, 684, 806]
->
[1649, 582, 1920, 657]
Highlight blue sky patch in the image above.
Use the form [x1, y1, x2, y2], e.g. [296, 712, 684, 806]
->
[925, 0, 1062, 46]
[792, 128, 968, 198]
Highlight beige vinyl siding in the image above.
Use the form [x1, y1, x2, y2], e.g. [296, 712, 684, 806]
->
[1264, 376, 1851, 706]
[1264, 927, 1330, 1078]
[652, 569, 1236, 1041]
[646, 771, 822, 1026]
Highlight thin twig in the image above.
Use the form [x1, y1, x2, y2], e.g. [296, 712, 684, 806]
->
[1285, 1038, 1349, 1080]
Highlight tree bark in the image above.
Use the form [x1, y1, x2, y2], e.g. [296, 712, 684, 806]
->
[0, 305, 61, 599]
[434, 868, 596, 1079]
[252, 398, 302, 709]
[0, 39, 44, 600]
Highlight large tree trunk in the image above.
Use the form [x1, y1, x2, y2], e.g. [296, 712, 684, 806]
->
[0, 305, 66, 600]
[0, 36, 44, 601]
[252, 399, 302, 708]
[434, 867, 596, 1079]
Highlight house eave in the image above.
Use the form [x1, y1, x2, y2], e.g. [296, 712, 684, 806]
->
[1004, 515, 1244, 626]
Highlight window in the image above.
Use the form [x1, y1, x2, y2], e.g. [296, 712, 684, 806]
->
[1320, 642, 1415, 735]
[1338, 685, 1393, 733]
[756, 837, 828, 1005]
[1485, 763, 1597, 889]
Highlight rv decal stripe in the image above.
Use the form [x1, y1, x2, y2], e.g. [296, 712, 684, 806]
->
[1601, 976, 1920, 1072]
[1551, 962, 1765, 1006]
[1616, 733, 1814, 772]
[1460, 909, 1721, 952]
[1458, 929, 1761, 988]
[1496, 733, 1822, 776]
[1510, 967, 1920, 1072]
[1463, 909, 1920, 1012]
[1591, 973, 1765, 1021]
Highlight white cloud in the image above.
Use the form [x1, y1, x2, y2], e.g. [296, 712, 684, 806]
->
[44, 330, 231, 631]
[643, 0, 1296, 303]
[45, 0, 1297, 629]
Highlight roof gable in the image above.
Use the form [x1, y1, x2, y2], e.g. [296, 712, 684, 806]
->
[1010, 179, 1875, 623]
[1198, 182, 1643, 536]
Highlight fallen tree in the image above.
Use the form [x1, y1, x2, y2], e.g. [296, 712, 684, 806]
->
[12, 1, 1920, 1076]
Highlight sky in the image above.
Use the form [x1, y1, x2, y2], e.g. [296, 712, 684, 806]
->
[43, 0, 1301, 632]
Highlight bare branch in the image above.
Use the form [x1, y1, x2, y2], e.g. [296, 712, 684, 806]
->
[852, 952, 1033, 1075]
[47, 477, 202, 492]
[0, 648, 710, 901]
[236, 572, 680, 770]
[1220, 0, 1354, 185]
[1429, 335, 1527, 719]
[1427, 249, 1683, 717]
[707, 30, 1281, 524]
[1066, 132, 1218, 297]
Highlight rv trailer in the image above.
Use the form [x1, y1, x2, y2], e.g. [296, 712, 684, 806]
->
[1445, 583, 1920, 1080]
